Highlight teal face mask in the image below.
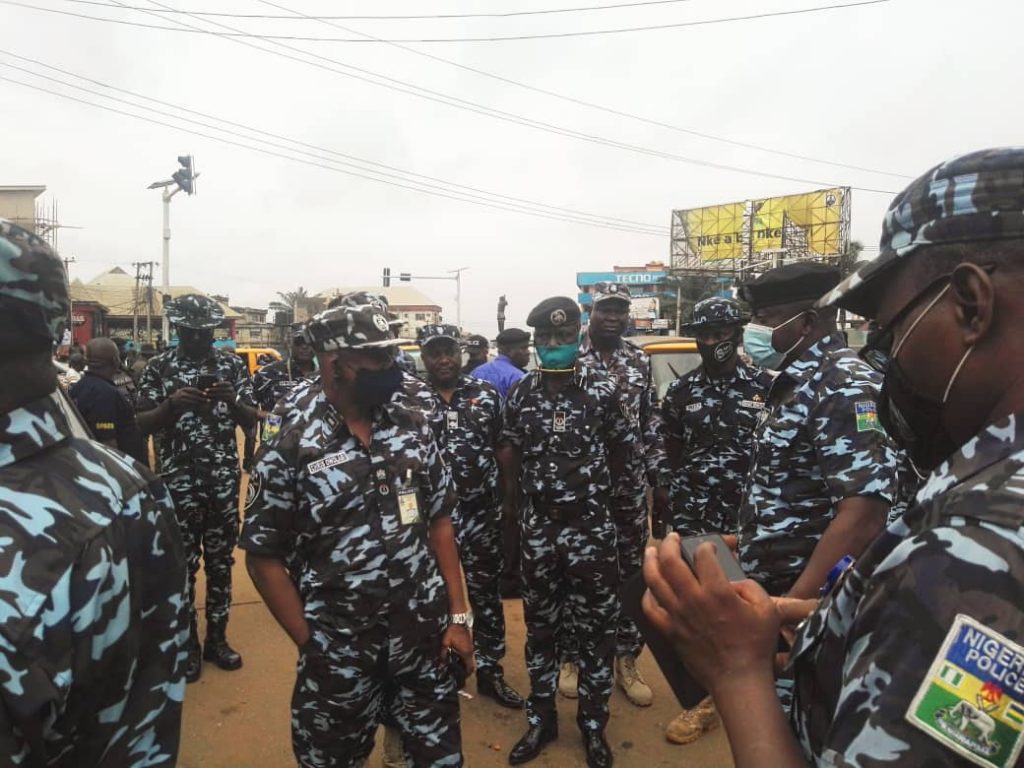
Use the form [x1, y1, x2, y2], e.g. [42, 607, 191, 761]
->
[742, 313, 804, 371]
[535, 340, 580, 371]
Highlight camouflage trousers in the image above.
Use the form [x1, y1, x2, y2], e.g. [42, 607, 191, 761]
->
[521, 497, 619, 733]
[560, 498, 647, 662]
[452, 496, 506, 674]
[165, 473, 240, 631]
[292, 619, 462, 768]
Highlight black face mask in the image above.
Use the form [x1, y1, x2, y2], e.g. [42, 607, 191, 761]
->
[697, 337, 737, 369]
[878, 360, 961, 475]
[354, 365, 403, 407]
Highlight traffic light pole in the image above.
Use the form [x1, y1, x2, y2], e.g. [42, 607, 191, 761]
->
[160, 186, 182, 344]
[384, 267, 469, 328]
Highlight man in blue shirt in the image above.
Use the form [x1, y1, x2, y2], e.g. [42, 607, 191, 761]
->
[472, 328, 530, 398]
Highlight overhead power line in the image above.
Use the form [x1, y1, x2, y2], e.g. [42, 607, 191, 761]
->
[36, 0, 707, 19]
[40, 0, 900, 195]
[0, 71, 670, 237]
[5, 0, 891, 42]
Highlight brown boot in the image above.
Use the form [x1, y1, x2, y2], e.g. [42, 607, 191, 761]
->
[665, 697, 720, 745]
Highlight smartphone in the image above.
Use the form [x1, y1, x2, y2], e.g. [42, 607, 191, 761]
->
[447, 649, 469, 690]
[679, 533, 748, 582]
[196, 373, 219, 391]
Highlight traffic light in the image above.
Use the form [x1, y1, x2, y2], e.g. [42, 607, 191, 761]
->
[172, 154, 195, 195]
[399, 272, 411, 282]
[382, 267, 391, 287]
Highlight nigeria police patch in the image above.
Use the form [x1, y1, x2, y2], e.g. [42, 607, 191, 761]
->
[855, 401, 882, 433]
[906, 614, 1024, 768]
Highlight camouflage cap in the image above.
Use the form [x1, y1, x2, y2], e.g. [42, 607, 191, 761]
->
[329, 290, 404, 327]
[304, 305, 405, 352]
[0, 218, 69, 345]
[165, 293, 224, 329]
[818, 147, 1024, 316]
[526, 296, 581, 329]
[683, 297, 747, 330]
[592, 281, 632, 306]
[417, 323, 461, 347]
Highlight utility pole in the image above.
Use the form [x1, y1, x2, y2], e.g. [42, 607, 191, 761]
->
[62, 255, 76, 345]
[132, 261, 156, 345]
[132, 262, 141, 343]
[148, 155, 198, 343]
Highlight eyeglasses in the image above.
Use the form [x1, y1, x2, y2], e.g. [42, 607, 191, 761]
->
[859, 263, 995, 374]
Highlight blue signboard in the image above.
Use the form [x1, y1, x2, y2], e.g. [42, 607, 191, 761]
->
[576, 271, 667, 287]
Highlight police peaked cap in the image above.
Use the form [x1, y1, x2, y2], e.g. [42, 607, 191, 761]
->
[164, 294, 224, 330]
[740, 263, 840, 310]
[526, 296, 582, 329]
[417, 324, 461, 347]
[0, 218, 69, 345]
[684, 297, 747, 330]
[819, 147, 1024, 317]
[592, 281, 632, 306]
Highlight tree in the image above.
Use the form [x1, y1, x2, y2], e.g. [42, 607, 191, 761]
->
[659, 273, 720, 333]
[276, 287, 309, 309]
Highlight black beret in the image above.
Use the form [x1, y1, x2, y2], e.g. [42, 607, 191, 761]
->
[740, 262, 840, 310]
[526, 296, 581, 329]
[496, 328, 530, 345]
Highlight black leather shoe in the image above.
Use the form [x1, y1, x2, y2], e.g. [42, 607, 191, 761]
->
[582, 731, 613, 768]
[509, 722, 557, 765]
[185, 642, 202, 683]
[203, 639, 243, 671]
[478, 673, 525, 709]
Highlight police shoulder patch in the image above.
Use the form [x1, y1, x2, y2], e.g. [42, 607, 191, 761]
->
[855, 400, 882, 433]
[906, 614, 1024, 768]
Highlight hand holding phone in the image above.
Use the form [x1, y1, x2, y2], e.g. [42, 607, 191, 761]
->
[196, 373, 219, 391]
[679, 533, 747, 582]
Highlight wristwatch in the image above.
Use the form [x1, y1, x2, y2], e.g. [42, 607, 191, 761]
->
[449, 612, 474, 630]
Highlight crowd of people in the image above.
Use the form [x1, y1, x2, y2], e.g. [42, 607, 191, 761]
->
[0, 145, 1021, 768]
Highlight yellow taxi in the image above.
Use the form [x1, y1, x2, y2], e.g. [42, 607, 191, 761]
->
[628, 335, 701, 401]
[234, 346, 282, 376]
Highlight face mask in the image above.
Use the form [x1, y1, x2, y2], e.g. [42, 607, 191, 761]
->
[353, 364, 403, 407]
[697, 338, 737, 369]
[536, 341, 579, 371]
[742, 313, 805, 370]
[878, 284, 973, 473]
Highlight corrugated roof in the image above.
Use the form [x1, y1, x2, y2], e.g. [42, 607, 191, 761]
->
[70, 267, 241, 319]
[316, 285, 442, 309]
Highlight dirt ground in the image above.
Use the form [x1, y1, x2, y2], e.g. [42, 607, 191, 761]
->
[178, 469, 733, 767]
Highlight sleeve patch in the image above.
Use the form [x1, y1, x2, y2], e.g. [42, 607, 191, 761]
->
[855, 401, 883, 433]
[905, 614, 1024, 768]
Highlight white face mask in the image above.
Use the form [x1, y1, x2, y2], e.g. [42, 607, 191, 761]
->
[742, 312, 805, 370]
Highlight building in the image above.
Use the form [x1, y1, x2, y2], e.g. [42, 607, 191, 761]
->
[316, 285, 443, 337]
[70, 267, 240, 347]
[576, 261, 672, 332]
[0, 185, 46, 232]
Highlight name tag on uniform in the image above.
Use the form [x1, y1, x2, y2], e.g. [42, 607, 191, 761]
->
[686, 403, 702, 413]
[307, 451, 350, 475]
[446, 411, 460, 430]
[398, 488, 421, 525]
[740, 399, 765, 410]
[553, 411, 567, 432]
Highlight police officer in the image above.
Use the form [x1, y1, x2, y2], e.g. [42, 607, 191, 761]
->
[252, 324, 318, 442]
[562, 281, 671, 709]
[416, 323, 524, 708]
[737, 264, 896, 600]
[0, 219, 188, 765]
[463, 334, 490, 374]
[642, 146, 1024, 768]
[499, 296, 631, 768]
[659, 296, 773, 745]
[137, 294, 257, 682]
[70, 336, 149, 463]
[241, 299, 474, 767]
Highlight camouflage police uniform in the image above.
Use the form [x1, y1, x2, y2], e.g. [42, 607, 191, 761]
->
[790, 148, 1024, 768]
[576, 283, 671, 664]
[501, 299, 633, 737]
[252, 356, 318, 441]
[0, 218, 189, 767]
[417, 326, 510, 678]
[661, 298, 774, 536]
[240, 305, 463, 767]
[737, 334, 898, 595]
[137, 296, 255, 651]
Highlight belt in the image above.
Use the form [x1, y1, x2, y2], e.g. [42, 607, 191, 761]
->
[530, 496, 590, 521]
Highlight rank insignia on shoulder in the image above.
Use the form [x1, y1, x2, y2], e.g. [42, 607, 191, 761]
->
[855, 400, 883, 433]
[906, 614, 1024, 768]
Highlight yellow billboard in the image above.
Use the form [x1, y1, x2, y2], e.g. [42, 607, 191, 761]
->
[672, 187, 848, 263]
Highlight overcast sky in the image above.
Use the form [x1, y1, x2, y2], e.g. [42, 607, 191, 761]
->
[4, 0, 1021, 334]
